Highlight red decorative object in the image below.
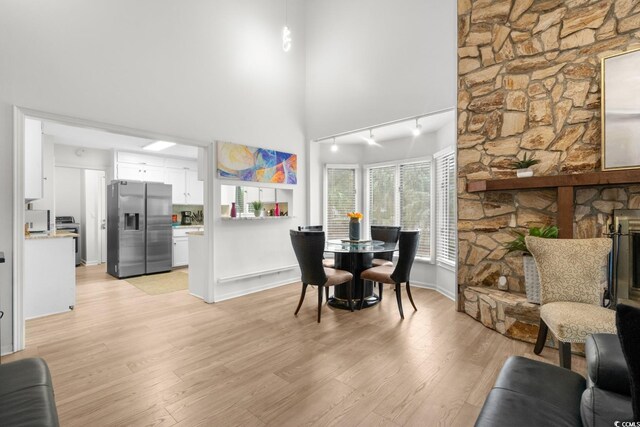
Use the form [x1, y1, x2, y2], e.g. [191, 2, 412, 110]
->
[230, 202, 237, 218]
[275, 203, 280, 216]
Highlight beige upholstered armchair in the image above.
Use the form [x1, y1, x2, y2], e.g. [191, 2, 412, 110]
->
[526, 236, 616, 369]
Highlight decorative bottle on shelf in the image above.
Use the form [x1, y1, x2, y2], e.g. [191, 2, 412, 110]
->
[230, 202, 237, 218]
[274, 203, 280, 217]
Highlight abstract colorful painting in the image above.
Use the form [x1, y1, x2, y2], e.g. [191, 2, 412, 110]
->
[217, 141, 297, 184]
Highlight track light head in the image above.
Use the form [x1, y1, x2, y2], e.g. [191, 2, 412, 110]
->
[331, 138, 338, 152]
[367, 129, 376, 145]
[412, 119, 422, 137]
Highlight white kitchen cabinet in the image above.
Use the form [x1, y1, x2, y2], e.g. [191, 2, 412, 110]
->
[25, 118, 43, 201]
[117, 152, 165, 167]
[166, 168, 203, 205]
[166, 169, 187, 204]
[186, 170, 204, 205]
[117, 163, 165, 182]
[31, 138, 55, 227]
[173, 237, 189, 267]
[24, 236, 76, 319]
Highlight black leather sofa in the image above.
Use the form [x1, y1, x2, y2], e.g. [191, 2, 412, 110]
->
[0, 358, 60, 426]
[475, 334, 633, 427]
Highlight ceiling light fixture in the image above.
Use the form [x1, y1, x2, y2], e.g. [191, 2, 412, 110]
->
[331, 138, 338, 152]
[282, 0, 292, 52]
[367, 129, 376, 145]
[143, 140, 176, 152]
[412, 118, 422, 136]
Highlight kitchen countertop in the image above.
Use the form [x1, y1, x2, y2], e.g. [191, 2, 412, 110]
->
[25, 231, 79, 240]
[172, 225, 204, 229]
[186, 231, 204, 236]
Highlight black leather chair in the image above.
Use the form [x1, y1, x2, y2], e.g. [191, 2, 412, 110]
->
[475, 332, 634, 426]
[369, 226, 401, 301]
[298, 225, 335, 270]
[360, 230, 419, 317]
[0, 358, 60, 426]
[290, 230, 354, 322]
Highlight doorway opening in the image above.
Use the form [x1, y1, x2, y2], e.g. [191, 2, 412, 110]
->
[12, 108, 214, 353]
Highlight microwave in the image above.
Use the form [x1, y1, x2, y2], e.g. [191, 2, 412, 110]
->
[25, 209, 50, 233]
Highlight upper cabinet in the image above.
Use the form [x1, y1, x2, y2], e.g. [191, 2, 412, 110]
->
[25, 118, 43, 201]
[165, 168, 203, 205]
[114, 151, 203, 205]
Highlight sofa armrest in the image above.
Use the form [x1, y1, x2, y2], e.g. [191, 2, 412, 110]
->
[581, 387, 633, 427]
[586, 334, 630, 396]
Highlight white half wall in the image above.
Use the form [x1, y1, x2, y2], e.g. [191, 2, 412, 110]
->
[305, 0, 457, 139]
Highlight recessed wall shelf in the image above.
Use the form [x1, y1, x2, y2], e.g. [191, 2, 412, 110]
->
[221, 216, 295, 221]
[467, 170, 640, 238]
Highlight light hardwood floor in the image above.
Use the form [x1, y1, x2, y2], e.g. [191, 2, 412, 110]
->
[5, 265, 585, 426]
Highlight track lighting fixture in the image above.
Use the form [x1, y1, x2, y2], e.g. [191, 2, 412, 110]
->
[367, 129, 376, 145]
[412, 118, 422, 137]
[331, 138, 338, 152]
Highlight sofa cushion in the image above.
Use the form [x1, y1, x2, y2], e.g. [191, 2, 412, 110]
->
[586, 334, 630, 395]
[540, 302, 616, 343]
[526, 237, 611, 305]
[475, 356, 585, 426]
[581, 387, 633, 427]
[0, 358, 59, 427]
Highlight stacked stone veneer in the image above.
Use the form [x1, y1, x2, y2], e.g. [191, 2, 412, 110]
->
[457, 0, 640, 337]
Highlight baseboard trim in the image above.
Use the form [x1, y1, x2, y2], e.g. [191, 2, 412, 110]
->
[213, 277, 299, 303]
[1, 344, 13, 356]
[411, 281, 455, 301]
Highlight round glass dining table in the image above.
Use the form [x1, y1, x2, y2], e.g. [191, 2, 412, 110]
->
[324, 239, 398, 310]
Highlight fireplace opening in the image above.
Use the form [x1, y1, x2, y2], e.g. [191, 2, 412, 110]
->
[613, 210, 640, 306]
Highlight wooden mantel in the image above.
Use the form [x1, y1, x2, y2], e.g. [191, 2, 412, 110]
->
[467, 170, 640, 238]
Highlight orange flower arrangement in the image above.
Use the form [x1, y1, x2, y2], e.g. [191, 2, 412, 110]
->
[347, 212, 363, 221]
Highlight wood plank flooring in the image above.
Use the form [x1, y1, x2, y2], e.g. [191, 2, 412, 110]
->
[4, 265, 586, 426]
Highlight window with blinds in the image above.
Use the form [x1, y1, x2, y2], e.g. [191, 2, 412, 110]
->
[400, 161, 431, 258]
[435, 150, 456, 266]
[325, 166, 358, 240]
[366, 160, 431, 259]
[368, 166, 396, 226]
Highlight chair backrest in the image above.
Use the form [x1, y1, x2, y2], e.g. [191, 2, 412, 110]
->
[390, 230, 420, 284]
[298, 225, 323, 231]
[290, 230, 327, 286]
[371, 225, 401, 261]
[526, 236, 611, 305]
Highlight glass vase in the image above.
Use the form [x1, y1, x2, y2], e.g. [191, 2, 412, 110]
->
[349, 220, 360, 241]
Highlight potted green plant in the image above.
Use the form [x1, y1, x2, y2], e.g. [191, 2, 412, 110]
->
[251, 200, 263, 217]
[505, 225, 558, 304]
[511, 153, 540, 178]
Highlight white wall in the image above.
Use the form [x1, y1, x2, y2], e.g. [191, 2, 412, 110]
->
[305, 0, 457, 139]
[55, 168, 82, 226]
[0, 0, 306, 352]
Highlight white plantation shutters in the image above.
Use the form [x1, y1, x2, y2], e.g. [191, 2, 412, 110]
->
[368, 166, 396, 226]
[325, 166, 358, 240]
[400, 161, 431, 259]
[365, 160, 432, 259]
[435, 149, 456, 266]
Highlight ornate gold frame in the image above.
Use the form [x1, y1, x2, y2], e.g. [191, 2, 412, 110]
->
[600, 47, 640, 171]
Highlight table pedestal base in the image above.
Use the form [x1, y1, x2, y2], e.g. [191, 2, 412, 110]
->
[328, 252, 379, 310]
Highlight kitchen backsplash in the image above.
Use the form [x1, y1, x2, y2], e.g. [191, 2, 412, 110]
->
[172, 204, 204, 225]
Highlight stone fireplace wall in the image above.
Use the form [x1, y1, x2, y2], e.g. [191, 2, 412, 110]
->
[457, 0, 640, 306]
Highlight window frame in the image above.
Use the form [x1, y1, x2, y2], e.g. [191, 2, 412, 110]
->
[323, 164, 361, 239]
[433, 148, 457, 268]
[364, 156, 435, 263]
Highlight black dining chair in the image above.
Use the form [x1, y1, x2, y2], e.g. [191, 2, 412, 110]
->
[298, 225, 335, 270]
[370, 225, 401, 301]
[360, 230, 420, 318]
[290, 230, 354, 322]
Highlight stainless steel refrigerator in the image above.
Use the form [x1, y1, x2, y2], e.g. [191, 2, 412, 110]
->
[107, 181, 173, 279]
